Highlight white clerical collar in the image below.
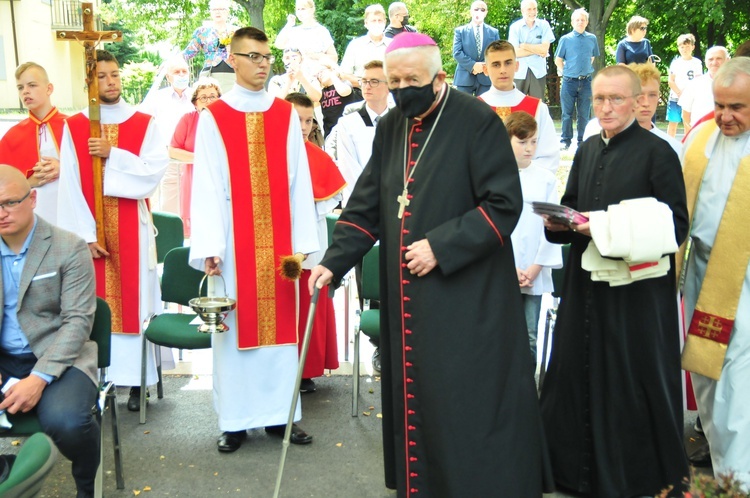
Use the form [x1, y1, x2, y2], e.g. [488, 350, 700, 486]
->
[485, 86, 520, 99]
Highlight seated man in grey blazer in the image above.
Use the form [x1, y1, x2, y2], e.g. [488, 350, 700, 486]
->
[0, 164, 99, 498]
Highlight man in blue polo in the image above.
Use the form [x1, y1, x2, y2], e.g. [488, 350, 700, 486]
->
[508, 0, 555, 100]
[555, 8, 599, 150]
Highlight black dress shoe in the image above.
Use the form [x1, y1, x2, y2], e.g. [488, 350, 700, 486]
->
[300, 378, 316, 393]
[265, 424, 313, 445]
[688, 440, 712, 467]
[217, 431, 247, 453]
[127, 387, 149, 412]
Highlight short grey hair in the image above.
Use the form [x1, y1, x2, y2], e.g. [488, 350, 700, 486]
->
[521, 0, 537, 10]
[388, 1, 407, 18]
[572, 8, 589, 21]
[706, 45, 730, 59]
[713, 57, 750, 89]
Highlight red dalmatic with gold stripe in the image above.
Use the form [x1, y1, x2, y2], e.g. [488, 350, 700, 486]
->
[208, 99, 298, 349]
[66, 112, 151, 334]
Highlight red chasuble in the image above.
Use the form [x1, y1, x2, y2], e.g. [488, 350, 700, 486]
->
[0, 108, 67, 176]
[478, 95, 541, 122]
[66, 112, 151, 335]
[208, 98, 300, 349]
[304, 141, 346, 201]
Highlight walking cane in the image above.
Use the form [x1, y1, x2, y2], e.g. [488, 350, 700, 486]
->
[273, 284, 326, 498]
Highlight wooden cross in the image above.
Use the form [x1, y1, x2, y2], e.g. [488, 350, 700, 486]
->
[56, 2, 121, 249]
[397, 187, 410, 219]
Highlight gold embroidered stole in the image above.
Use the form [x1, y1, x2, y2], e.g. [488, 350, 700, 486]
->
[680, 122, 750, 380]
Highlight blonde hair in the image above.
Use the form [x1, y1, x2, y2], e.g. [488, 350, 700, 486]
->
[627, 62, 660, 86]
[15, 62, 49, 82]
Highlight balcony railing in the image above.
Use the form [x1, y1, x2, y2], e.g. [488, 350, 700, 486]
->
[50, 0, 102, 30]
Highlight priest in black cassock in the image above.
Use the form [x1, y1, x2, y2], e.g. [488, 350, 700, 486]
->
[541, 65, 690, 497]
[309, 33, 552, 497]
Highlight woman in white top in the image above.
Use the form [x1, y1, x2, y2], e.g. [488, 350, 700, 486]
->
[275, 0, 338, 71]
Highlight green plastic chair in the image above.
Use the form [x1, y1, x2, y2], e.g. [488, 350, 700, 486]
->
[139, 247, 212, 424]
[0, 433, 58, 498]
[538, 244, 570, 391]
[352, 244, 381, 416]
[3, 297, 123, 495]
[152, 211, 185, 264]
[326, 212, 353, 362]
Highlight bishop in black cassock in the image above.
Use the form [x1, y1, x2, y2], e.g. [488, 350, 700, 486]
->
[311, 33, 552, 498]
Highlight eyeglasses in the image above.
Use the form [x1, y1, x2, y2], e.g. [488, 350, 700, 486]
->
[0, 190, 31, 212]
[592, 95, 637, 106]
[233, 52, 276, 65]
[359, 78, 385, 88]
[197, 95, 219, 103]
[473, 8, 486, 12]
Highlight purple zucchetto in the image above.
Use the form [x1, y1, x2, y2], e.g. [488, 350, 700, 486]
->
[384, 32, 438, 54]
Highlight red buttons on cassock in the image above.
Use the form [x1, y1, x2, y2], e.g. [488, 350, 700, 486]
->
[407, 194, 413, 200]
[410, 488, 419, 493]
[409, 160, 416, 166]
[410, 457, 418, 462]
[401, 246, 408, 251]
[415, 127, 423, 132]
[408, 425, 416, 431]
[403, 229, 409, 234]
[403, 297, 411, 302]
[406, 378, 414, 383]
[402, 263, 408, 268]
[409, 441, 417, 446]
[404, 211, 412, 217]
[405, 329, 412, 334]
[407, 394, 415, 399]
[405, 346, 412, 351]
[405, 361, 413, 366]
[404, 313, 412, 318]
[408, 178, 415, 183]
[411, 143, 418, 148]
[408, 409, 416, 415]
[410, 472, 418, 477]
[402, 280, 410, 285]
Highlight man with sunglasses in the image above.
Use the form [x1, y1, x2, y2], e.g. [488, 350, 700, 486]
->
[0, 165, 99, 498]
[189, 27, 319, 453]
[452, 1, 499, 96]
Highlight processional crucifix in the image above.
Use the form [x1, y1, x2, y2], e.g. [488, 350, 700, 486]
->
[56, 2, 121, 249]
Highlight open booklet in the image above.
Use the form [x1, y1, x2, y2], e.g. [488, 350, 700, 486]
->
[530, 201, 589, 227]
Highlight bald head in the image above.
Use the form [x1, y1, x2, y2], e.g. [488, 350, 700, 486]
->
[0, 165, 31, 190]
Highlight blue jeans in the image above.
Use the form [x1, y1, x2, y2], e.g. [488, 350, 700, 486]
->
[560, 76, 592, 144]
[1, 352, 100, 495]
[521, 294, 543, 364]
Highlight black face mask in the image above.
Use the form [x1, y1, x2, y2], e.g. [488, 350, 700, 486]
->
[391, 77, 438, 118]
[401, 15, 410, 26]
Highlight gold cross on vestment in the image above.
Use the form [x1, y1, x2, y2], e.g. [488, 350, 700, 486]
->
[698, 315, 724, 340]
[397, 188, 410, 219]
[56, 2, 121, 249]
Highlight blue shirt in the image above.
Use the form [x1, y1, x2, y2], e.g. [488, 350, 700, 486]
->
[0, 216, 53, 384]
[508, 18, 556, 79]
[555, 30, 599, 78]
[615, 38, 653, 65]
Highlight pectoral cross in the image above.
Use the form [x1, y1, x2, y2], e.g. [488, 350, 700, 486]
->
[56, 2, 121, 249]
[397, 188, 410, 219]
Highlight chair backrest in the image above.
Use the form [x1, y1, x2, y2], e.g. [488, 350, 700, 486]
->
[161, 247, 208, 307]
[361, 245, 379, 301]
[0, 432, 58, 495]
[551, 244, 570, 299]
[153, 211, 185, 264]
[90, 297, 112, 369]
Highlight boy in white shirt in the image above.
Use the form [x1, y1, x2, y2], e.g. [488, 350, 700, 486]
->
[667, 34, 703, 137]
[505, 111, 563, 366]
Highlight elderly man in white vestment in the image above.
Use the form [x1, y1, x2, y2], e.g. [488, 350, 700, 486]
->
[189, 27, 319, 453]
[681, 57, 750, 489]
[57, 49, 171, 412]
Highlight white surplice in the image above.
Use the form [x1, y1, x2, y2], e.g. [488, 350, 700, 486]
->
[35, 123, 60, 225]
[682, 126, 750, 489]
[57, 100, 171, 386]
[188, 85, 319, 431]
[478, 86, 561, 173]
[511, 163, 562, 295]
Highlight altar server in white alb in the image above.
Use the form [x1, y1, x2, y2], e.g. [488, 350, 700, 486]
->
[504, 111, 561, 366]
[479, 40, 560, 173]
[57, 49, 170, 413]
[188, 27, 319, 453]
[681, 57, 750, 489]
